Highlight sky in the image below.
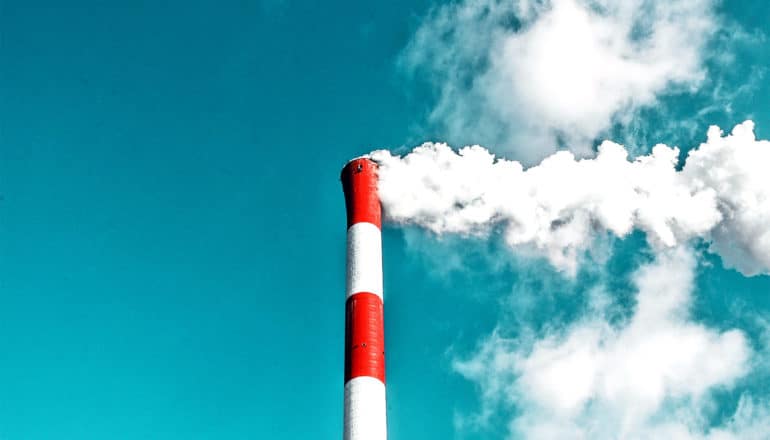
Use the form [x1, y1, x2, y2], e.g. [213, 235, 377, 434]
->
[1, 1, 769, 439]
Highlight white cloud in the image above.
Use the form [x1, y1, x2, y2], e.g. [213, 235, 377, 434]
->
[370, 121, 770, 276]
[402, 0, 718, 163]
[453, 247, 761, 439]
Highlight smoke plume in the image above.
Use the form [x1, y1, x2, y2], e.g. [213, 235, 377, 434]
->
[371, 121, 770, 277]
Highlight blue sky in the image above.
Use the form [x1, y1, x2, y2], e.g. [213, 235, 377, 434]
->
[1, 1, 769, 439]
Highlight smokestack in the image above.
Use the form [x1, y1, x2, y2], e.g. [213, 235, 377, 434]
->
[341, 158, 387, 440]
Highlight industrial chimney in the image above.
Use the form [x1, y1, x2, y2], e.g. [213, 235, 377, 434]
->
[340, 158, 387, 440]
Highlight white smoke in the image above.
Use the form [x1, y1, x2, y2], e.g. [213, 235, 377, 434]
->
[386, 0, 767, 437]
[453, 247, 767, 439]
[370, 121, 770, 277]
[402, 0, 719, 163]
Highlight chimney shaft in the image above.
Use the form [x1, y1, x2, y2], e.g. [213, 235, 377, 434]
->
[341, 158, 387, 440]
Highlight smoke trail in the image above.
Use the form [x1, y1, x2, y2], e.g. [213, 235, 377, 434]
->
[370, 121, 770, 276]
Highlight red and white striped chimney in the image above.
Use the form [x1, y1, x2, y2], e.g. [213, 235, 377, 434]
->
[340, 158, 387, 440]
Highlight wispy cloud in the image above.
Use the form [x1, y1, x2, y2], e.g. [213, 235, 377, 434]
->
[401, 0, 721, 163]
[452, 247, 769, 439]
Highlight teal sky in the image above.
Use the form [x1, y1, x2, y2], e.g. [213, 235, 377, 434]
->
[1, 1, 770, 439]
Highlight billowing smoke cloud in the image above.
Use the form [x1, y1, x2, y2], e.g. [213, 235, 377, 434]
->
[453, 247, 769, 439]
[385, 0, 768, 437]
[370, 121, 770, 277]
[402, 0, 721, 163]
